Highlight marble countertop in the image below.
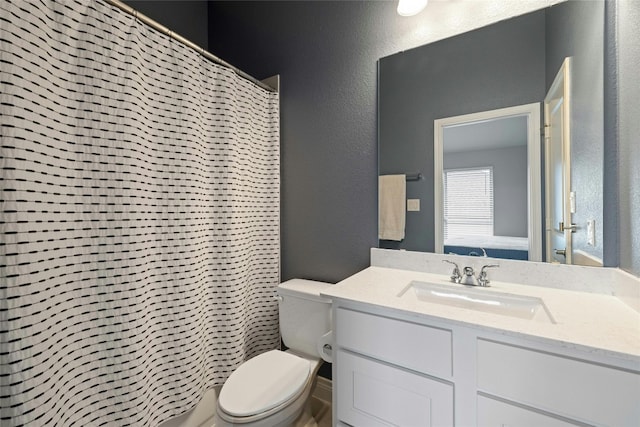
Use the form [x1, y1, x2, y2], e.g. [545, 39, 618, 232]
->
[322, 266, 640, 363]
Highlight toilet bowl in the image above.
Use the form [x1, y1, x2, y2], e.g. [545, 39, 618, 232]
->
[213, 279, 333, 427]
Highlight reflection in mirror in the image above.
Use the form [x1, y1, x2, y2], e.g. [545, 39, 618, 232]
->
[378, 0, 604, 265]
[434, 104, 542, 262]
[545, 58, 574, 265]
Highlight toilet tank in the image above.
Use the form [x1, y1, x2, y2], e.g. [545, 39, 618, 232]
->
[277, 279, 332, 358]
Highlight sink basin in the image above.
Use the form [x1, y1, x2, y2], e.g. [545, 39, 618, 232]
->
[398, 281, 555, 323]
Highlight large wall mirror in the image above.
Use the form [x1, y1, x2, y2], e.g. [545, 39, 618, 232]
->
[378, 0, 604, 265]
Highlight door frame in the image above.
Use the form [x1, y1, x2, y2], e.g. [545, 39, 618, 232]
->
[544, 57, 572, 264]
[434, 103, 542, 261]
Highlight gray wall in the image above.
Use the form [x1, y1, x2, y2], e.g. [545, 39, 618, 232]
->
[618, 0, 640, 276]
[124, 1, 209, 49]
[378, 11, 546, 252]
[444, 146, 529, 238]
[545, 0, 604, 262]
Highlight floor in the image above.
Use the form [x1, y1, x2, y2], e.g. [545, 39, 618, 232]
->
[310, 379, 332, 427]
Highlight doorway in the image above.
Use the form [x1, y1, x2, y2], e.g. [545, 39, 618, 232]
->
[434, 103, 542, 261]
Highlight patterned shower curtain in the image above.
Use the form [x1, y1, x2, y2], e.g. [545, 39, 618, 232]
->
[0, 0, 280, 425]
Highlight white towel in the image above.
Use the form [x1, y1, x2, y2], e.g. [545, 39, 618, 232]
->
[378, 174, 406, 241]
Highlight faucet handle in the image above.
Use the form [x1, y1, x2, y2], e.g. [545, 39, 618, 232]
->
[442, 259, 462, 283]
[480, 264, 500, 273]
[478, 264, 499, 287]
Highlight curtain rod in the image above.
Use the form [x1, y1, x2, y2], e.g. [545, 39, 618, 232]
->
[103, 0, 277, 93]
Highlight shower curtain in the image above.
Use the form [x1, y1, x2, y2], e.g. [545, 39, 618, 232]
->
[0, 0, 280, 425]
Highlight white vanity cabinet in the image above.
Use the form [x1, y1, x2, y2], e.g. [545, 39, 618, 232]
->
[332, 302, 640, 427]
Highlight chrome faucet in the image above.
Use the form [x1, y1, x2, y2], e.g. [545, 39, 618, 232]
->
[443, 260, 499, 287]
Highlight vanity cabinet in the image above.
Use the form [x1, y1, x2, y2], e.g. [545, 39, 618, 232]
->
[332, 303, 640, 427]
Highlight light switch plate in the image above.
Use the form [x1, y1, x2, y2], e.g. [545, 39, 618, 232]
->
[570, 191, 576, 213]
[407, 199, 420, 212]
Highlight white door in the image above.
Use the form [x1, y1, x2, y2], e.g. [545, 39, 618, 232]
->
[545, 58, 573, 264]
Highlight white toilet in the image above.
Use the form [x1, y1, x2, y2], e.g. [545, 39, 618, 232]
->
[214, 279, 333, 427]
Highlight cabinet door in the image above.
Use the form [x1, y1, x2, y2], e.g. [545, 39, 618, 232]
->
[477, 395, 582, 427]
[337, 350, 453, 427]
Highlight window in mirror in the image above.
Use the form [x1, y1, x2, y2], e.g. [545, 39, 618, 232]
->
[443, 167, 494, 241]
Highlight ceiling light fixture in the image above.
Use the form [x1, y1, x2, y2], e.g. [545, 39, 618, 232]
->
[397, 0, 429, 17]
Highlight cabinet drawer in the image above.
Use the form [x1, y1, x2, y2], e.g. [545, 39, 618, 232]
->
[477, 339, 640, 426]
[337, 350, 453, 427]
[336, 308, 452, 378]
[478, 395, 581, 427]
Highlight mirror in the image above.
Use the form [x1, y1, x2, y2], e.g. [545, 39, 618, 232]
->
[378, 0, 604, 265]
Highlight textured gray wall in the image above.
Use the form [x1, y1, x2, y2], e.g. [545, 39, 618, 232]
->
[378, 11, 546, 252]
[545, 0, 604, 262]
[124, 1, 209, 49]
[444, 146, 529, 238]
[618, 0, 640, 276]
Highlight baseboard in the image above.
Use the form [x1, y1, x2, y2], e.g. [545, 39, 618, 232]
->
[313, 376, 332, 403]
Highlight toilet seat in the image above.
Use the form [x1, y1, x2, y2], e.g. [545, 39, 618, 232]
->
[218, 350, 312, 418]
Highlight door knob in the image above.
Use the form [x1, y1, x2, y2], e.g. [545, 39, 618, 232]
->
[554, 248, 566, 256]
[559, 222, 577, 232]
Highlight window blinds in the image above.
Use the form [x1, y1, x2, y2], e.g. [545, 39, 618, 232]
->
[444, 168, 494, 239]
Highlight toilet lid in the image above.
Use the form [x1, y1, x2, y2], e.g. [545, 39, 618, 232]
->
[218, 350, 311, 417]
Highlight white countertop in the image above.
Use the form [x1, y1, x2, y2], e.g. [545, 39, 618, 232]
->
[322, 266, 640, 363]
